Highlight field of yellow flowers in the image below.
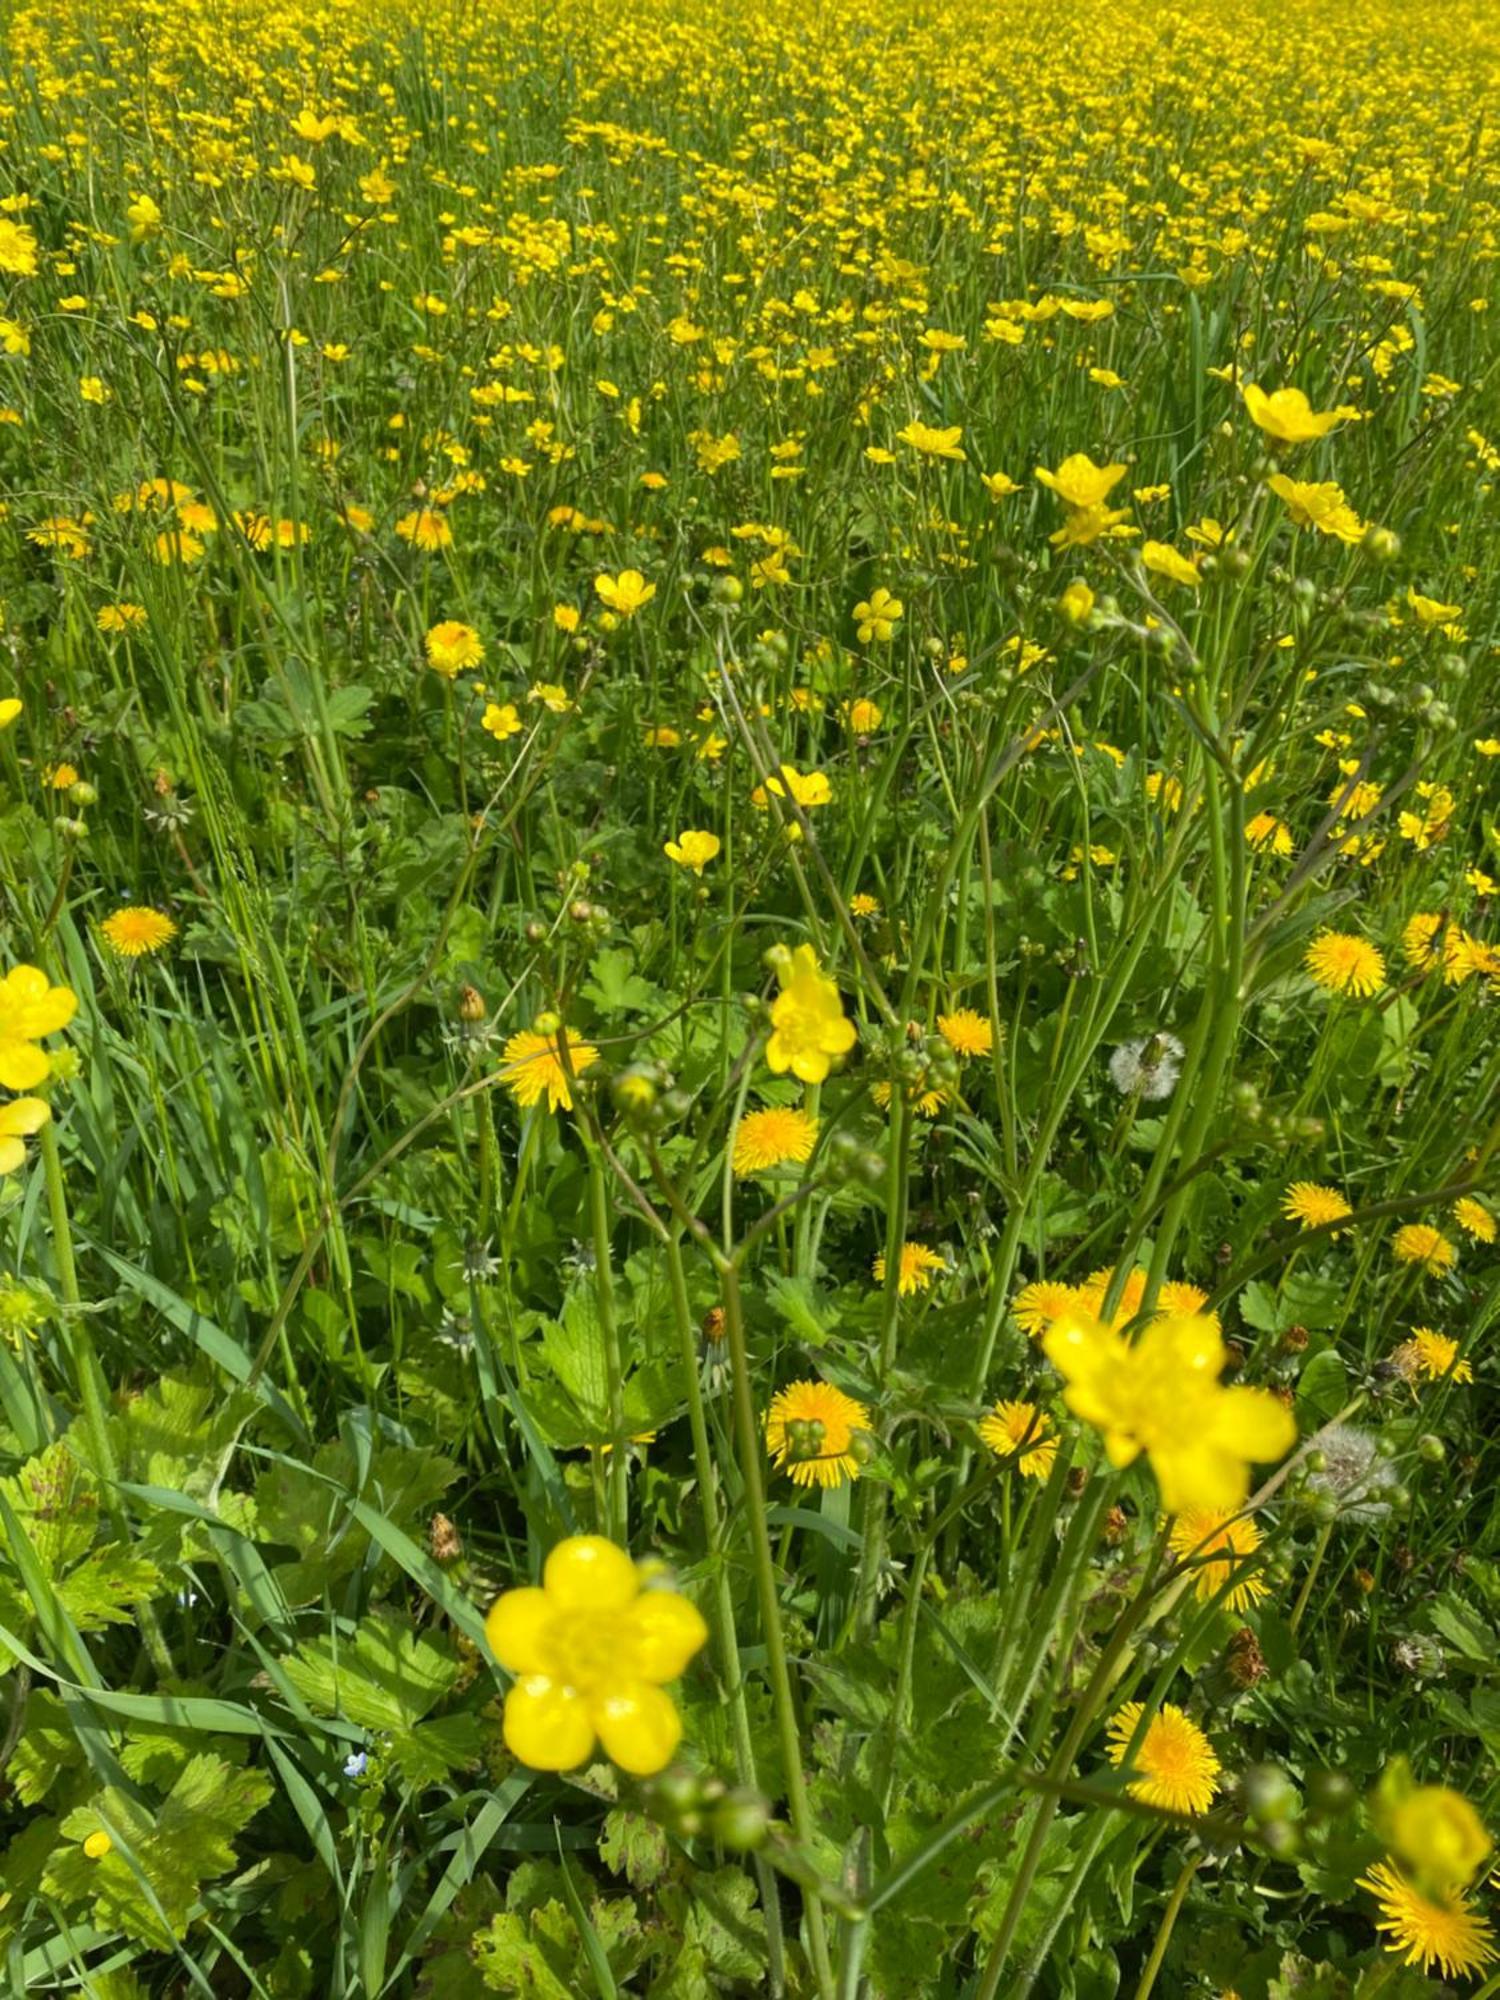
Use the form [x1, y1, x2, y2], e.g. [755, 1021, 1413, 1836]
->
[2, 0, 1499, 1991]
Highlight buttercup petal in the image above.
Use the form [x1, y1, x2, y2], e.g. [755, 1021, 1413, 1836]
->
[543, 1534, 639, 1611]
[591, 1681, 682, 1775]
[503, 1675, 596, 1770]
[485, 1586, 553, 1674]
[620, 1591, 708, 1683]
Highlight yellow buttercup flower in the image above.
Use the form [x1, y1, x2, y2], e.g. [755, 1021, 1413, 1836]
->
[0, 1097, 51, 1177]
[663, 829, 721, 874]
[1035, 452, 1128, 510]
[896, 420, 965, 460]
[764, 944, 856, 1085]
[1140, 541, 1200, 588]
[1267, 474, 1366, 542]
[481, 702, 521, 741]
[485, 1536, 706, 1776]
[594, 568, 656, 616]
[1242, 383, 1346, 443]
[1043, 1309, 1295, 1512]
[0, 965, 78, 1090]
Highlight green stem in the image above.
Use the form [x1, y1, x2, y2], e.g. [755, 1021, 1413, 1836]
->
[40, 1123, 175, 1679]
[721, 1263, 835, 1999]
[1132, 1852, 1200, 2000]
[587, 1148, 627, 1543]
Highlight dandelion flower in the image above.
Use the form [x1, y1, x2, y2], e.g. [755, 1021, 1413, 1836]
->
[766, 1379, 872, 1489]
[396, 508, 453, 552]
[1282, 1182, 1352, 1233]
[1305, 930, 1385, 997]
[1359, 1861, 1496, 1980]
[1106, 1702, 1220, 1815]
[733, 1106, 818, 1176]
[978, 1400, 1057, 1479]
[425, 621, 484, 676]
[1392, 1328, 1471, 1383]
[1392, 1223, 1456, 1275]
[1012, 1279, 1083, 1338]
[874, 1241, 946, 1295]
[100, 907, 177, 959]
[937, 1007, 994, 1059]
[499, 1023, 599, 1114]
[1167, 1509, 1268, 1611]
[1453, 1197, 1495, 1244]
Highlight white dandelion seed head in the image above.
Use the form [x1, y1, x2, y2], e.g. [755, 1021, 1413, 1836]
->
[1108, 1032, 1185, 1100]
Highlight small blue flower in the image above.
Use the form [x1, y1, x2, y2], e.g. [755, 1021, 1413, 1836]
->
[343, 1750, 368, 1780]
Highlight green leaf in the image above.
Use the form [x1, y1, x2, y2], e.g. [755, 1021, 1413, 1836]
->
[45, 1752, 271, 1947]
[600, 1808, 671, 1891]
[764, 1271, 838, 1347]
[581, 947, 657, 1017]
[281, 1609, 461, 1733]
[57, 1547, 164, 1630]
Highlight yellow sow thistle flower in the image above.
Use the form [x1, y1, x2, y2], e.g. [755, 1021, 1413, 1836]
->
[100, 907, 177, 959]
[1358, 1862, 1496, 1981]
[498, 1023, 600, 1114]
[1106, 1702, 1220, 1816]
[764, 944, 856, 1085]
[486, 1535, 706, 1777]
[1304, 930, 1385, 997]
[1391, 1223, 1456, 1275]
[1453, 1197, 1495, 1243]
[1167, 1508, 1268, 1611]
[424, 621, 484, 677]
[0, 966, 78, 1090]
[1043, 1309, 1295, 1513]
[1242, 383, 1347, 443]
[937, 1007, 993, 1059]
[663, 829, 720, 874]
[0, 1097, 51, 1177]
[1282, 1181, 1352, 1233]
[874, 1241, 946, 1295]
[733, 1105, 818, 1176]
[978, 1400, 1057, 1479]
[594, 569, 656, 617]
[766, 1378, 872, 1489]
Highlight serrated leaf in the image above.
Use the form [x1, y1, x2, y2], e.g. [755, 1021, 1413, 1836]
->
[281, 1609, 460, 1732]
[581, 947, 657, 1017]
[57, 1547, 163, 1630]
[600, 1808, 670, 1891]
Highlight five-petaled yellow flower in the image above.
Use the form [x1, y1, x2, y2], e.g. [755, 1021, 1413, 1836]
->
[486, 1535, 706, 1775]
[1242, 383, 1347, 444]
[0, 965, 78, 1090]
[1043, 1309, 1295, 1512]
[764, 944, 857, 1085]
[664, 829, 721, 874]
[594, 568, 656, 616]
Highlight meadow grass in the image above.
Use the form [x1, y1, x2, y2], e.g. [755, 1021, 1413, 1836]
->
[1, 0, 1499, 1993]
